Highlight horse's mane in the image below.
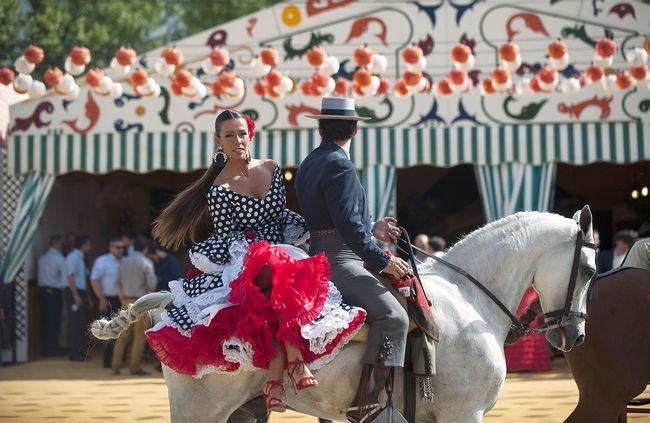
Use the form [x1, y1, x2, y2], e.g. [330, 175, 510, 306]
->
[448, 211, 572, 256]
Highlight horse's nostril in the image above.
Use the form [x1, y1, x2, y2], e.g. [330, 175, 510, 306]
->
[575, 334, 585, 345]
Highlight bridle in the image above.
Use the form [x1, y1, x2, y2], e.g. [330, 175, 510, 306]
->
[397, 225, 597, 337]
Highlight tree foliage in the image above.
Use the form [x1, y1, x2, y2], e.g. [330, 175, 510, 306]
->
[0, 0, 282, 75]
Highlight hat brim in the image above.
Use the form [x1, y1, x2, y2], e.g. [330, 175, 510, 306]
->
[305, 114, 371, 121]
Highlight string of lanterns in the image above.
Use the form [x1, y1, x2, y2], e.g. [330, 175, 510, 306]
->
[0, 37, 648, 104]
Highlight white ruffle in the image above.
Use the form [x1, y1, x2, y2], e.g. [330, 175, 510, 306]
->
[189, 251, 227, 274]
[307, 320, 365, 371]
[222, 337, 256, 372]
[190, 238, 250, 274]
[284, 223, 309, 246]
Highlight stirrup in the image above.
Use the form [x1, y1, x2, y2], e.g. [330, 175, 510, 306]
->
[345, 403, 382, 423]
[262, 379, 286, 415]
[287, 359, 319, 393]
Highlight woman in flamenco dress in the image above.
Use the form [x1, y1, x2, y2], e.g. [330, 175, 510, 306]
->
[146, 110, 366, 415]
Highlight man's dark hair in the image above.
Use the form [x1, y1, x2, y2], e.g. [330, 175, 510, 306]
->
[614, 229, 638, 246]
[133, 235, 152, 252]
[74, 235, 90, 249]
[319, 119, 358, 142]
[49, 234, 62, 246]
[428, 236, 447, 252]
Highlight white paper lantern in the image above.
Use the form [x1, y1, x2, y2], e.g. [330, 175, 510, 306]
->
[367, 54, 388, 74]
[228, 77, 245, 99]
[592, 53, 613, 68]
[251, 59, 272, 77]
[602, 74, 618, 93]
[626, 47, 648, 67]
[407, 56, 427, 72]
[201, 59, 224, 75]
[515, 78, 533, 96]
[154, 58, 176, 76]
[57, 73, 76, 93]
[320, 55, 341, 76]
[14, 56, 35, 74]
[361, 75, 381, 95]
[110, 82, 123, 99]
[277, 75, 294, 94]
[560, 77, 581, 94]
[110, 57, 131, 76]
[501, 55, 522, 73]
[28, 80, 46, 98]
[453, 54, 475, 72]
[13, 73, 33, 93]
[550, 53, 570, 71]
[64, 56, 86, 76]
[63, 83, 80, 100]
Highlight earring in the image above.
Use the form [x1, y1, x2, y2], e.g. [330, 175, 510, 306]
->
[245, 149, 251, 164]
[212, 149, 227, 167]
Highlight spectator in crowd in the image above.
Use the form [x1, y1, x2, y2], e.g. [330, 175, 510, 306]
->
[37, 234, 68, 357]
[90, 237, 125, 368]
[413, 233, 432, 263]
[428, 235, 447, 257]
[149, 244, 183, 292]
[597, 229, 638, 273]
[112, 236, 157, 376]
[592, 229, 601, 250]
[121, 230, 136, 256]
[64, 234, 92, 361]
[63, 231, 76, 256]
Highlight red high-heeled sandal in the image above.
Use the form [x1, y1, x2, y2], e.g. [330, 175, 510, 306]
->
[262, 379, 286, 415]
[287, 359, 319, 393]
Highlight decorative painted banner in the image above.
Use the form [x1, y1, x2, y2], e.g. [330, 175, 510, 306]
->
[6, 0, 650, 159]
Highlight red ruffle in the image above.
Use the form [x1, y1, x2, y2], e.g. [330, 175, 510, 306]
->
[146, 240, 356, 375]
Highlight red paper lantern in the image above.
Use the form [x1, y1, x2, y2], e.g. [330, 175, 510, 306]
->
[448, 69, 466, 86]
[70, 46, 91, 66]
[491, 67, 510, 84]
[538, 66, 557, 84]
[402, 45, 423, 64]
[210, 48, 230, 67]
[334, 77, 349, 95]
[437, 79, 452, 96]
[264, 69, 282, 87]
[499, 43, 519, 62]
[547, 40, 568, 59]
[43, 67, 63, 87]
[24, 45, 44, 64]
[482, 78, 495, 94]
[595, 38, 617, 58]
[403, 70, 422, 86]
[163, 46, 183, 66]
[85, 68, 105, 87]
[585, 65, 604, 82]
[376, 77, 391, 95]
[115, 47, 137, 66]
[260, 47, 279, 67]
[630, 66, 647, 80]
[218, 71, 237, 88]
[394, 79, 409, 96]
[353, 69, 372, 86]
[529, 76, 542, 93]
[0, 67, 15, 85]
[130, 69, 149, 87]
[170, 82, 183, 96]
[210, 81, 227, 96]
[451, 44, 471, 63]
[172, 70, 192, 88]
[353, 45, 374, 67]
[615, 71, 633, 89]
[306, 46, 326, 67]
[253, 80, 267, 96]
[311, 71, 330, 87]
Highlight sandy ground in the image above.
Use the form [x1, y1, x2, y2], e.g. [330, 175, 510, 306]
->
[0, 354, 648, 423]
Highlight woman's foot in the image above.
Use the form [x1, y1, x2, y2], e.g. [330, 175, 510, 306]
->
[262, 379, 286, 415]
[287, 359, 319, 393]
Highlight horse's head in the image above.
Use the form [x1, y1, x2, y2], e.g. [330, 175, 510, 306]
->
[532, 205, 597, 352]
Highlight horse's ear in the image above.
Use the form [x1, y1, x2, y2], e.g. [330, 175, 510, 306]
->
[578, 205, 592, 234]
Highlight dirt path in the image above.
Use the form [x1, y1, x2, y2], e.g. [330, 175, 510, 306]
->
[0, 356, 648, 422]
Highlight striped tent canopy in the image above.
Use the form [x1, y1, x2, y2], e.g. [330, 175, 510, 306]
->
[8, 121, 649, 176]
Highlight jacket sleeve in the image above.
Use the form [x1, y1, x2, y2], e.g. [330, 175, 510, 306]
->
[324, 158, 389, 272]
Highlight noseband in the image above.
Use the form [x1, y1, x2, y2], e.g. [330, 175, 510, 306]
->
[398, 226, 597, 337]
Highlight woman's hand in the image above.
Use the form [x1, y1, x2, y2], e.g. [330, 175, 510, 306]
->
[372, 217, 402, 243]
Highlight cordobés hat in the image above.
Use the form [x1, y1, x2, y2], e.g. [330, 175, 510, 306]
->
[305, 97, 371, 121]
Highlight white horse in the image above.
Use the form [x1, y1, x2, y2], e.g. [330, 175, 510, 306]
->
[92, 207, 596, 422]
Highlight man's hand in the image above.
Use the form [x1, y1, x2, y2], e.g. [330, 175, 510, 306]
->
[381, 255, 411, 279]
[373, 217, 402, 243]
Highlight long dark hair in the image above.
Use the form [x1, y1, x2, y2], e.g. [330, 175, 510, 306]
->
[152, 109, 246, 250]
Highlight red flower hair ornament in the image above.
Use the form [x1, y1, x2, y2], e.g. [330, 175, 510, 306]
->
[245, 115, 256, 141]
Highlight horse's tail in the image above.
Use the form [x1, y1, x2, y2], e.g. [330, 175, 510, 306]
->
[90, 292, 173, 340]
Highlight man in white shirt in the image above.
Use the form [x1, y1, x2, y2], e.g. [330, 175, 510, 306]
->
[90, 237, 124, 368]
[112, 236, 157, 375]
[37, 234, 68, 357]
[65, 235, 92, 361]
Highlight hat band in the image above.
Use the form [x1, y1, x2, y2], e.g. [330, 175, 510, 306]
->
[320, 108, 357, 117]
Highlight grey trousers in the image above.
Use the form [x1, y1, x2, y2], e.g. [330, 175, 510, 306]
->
[310, 234, 409, 367]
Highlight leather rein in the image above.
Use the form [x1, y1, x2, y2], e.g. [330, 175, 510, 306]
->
[396, 225, 597, 337]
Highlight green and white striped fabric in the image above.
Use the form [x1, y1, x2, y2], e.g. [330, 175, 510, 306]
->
[361, 164, 397, 220]
[475, 163, 557, 221]
[0, 173, 55, 283]
[8, 121, 648, 176]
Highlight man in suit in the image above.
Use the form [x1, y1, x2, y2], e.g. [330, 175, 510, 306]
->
[295, 97, 410, 422]
[597, 229, 637, 273]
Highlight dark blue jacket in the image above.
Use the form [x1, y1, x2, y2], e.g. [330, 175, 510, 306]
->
[295, 139, 389, 272]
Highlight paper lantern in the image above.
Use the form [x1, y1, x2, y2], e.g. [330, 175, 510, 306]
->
[353, 68, 372, 86]
[537, 66, 559, 91]
[85, 68, 105, 87]
[218, 71, 237, 88]
[630, 66, 648, 81]
[0, 67, 15, 85]
[260, 47, 279, 67]
[163, 46, 183, 66]
[595, 38, 617, 58]
[28, 80, 46, 98]
[394, 79, 410, 96]
[334, 77, 349, 96]
[491, 67, 512, 91]
[367, 54, 388, 74]
[615, 71, 633, 90]
[14, 56, 35, 74]
[70, 46, 91, 66]
[154, 58, 176, 76]
[24, 45, 44, 65]
[499, 43, 520, 62]
[115, 47, 137, 66]
[306, 46, 326, 67]
[626, 47, 648, 68]
[64, 57, 85, 76]
[210, 48, 230, 66]
[130, 69, 149, 87]
[251, 59, 272, 77]
[481, 78, 495, 95]
[43, 67, 63, 87]
[435, 79, 453, 96]
[560, 77, 581, 94]
[402, 45, 423, 65]
[376, 77, 391, 95]
[264, 69, 282, 87]
[529, 76, 542, 93]
[353, 45, 374, 67]
[403, 70, 422, 86]
[13, 73, 33, 94]
[320, 55, 340, 75]
[311, 71, 330, 88]
[585, 65, 604, 83]
[547, 40, 567, 59]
